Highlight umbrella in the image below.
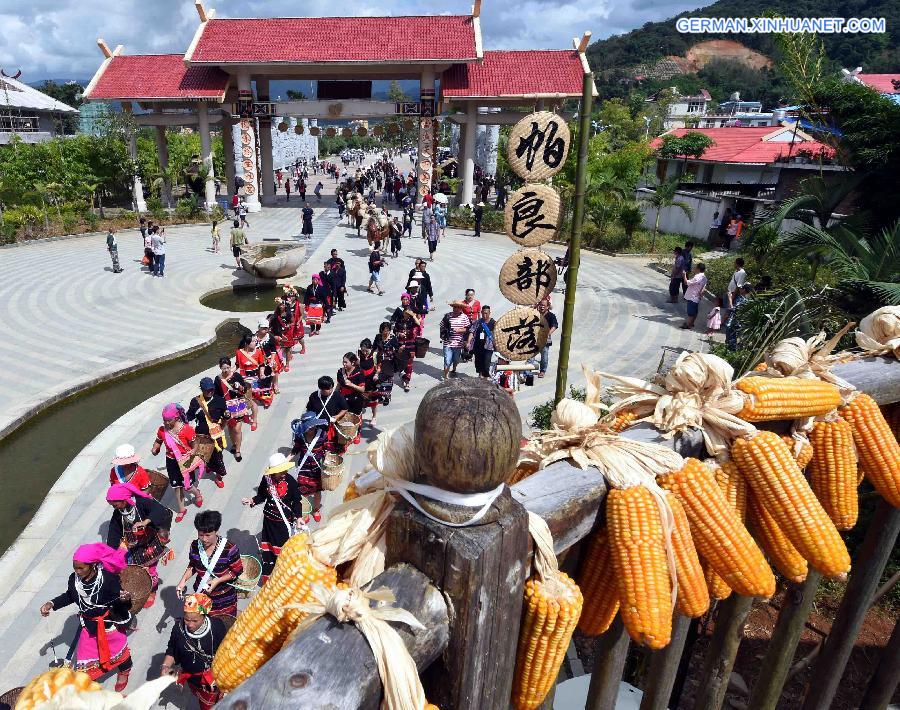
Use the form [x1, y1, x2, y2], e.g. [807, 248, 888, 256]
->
[432, 193, 449, 204]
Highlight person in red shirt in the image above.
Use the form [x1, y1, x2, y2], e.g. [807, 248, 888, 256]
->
[108, 443, 151, 491]
[151, 403, 202, 523]
[461, 288, 481, 323]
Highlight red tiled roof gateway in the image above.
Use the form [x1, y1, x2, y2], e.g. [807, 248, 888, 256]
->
[188, 16, 478, 64]
[442, 50, 587, 99]
[85, 54, 229, 101]
[857, 73, 900, 94]
[650, 127, 835, 164]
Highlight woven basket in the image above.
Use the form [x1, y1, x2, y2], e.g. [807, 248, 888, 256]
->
[195, 434, 216, 464]
[321, 453, 345, 491]
[342, 128, 353, 138]
[232, 554, 262, 594]
[494, 306, 550, 361]
[499, 248, 558, 305]
[119, 565, 153, 614]
[147, 469, 169, 501]
[309, 127, 320, 136]
[325, 127, 336, 137]
[335, 413, 361, 442]
[0, 687, 22, 709]
[503, 183, 561, 247]
[357, 127, 368, 137]
[219, 614, 237, 632]
[507, 111, 571, 181]
[373, 125, 384, 136]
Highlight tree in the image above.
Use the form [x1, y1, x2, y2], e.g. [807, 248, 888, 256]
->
[286, 89, 308, 100]
[657, 133, 716, 174]
[618, 202, 644, 238]
[36, 81, 83, 133]
[639, 175, 694, 250]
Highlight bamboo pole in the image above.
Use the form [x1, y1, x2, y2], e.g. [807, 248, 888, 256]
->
[693, 595, 754, 710]
[585, 616, 630, 710]
[859, 618, 900, 710]
[554, 71, 594, 405]
[639, 614, 692, 710]
[801, 501, 900, 710]
[747, 572, 822, 710]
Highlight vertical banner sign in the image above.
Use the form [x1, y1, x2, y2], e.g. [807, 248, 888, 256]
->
[239, 116, 257, 197]
[418, 86, 436, 197]
[495, 111, 571, 361]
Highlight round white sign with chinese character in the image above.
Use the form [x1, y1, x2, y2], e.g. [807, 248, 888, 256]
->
[494, 307, 550, 361]
[504, 184, 562, 247]
[507, 111, 571, 181]
[499, 249, 558, 306]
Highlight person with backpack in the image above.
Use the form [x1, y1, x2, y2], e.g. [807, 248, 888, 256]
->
[440, 301, 472, 380]
[367, 246, 386, 296]
[466, 305, 496, 378]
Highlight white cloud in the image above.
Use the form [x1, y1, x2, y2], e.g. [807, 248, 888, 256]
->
[0, 0, 711, 80]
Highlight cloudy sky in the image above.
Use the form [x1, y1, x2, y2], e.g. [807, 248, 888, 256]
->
[0, 0, 710, 81]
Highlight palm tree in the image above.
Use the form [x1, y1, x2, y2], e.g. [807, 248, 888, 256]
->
[760, 174, 863, 282]
[586, 172, 627, 237]
[639, 176, 693, 250]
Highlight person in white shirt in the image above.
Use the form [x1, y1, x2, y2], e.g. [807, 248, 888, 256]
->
[708, 210, 721, 244]
[150, 229, 167, 277]
[681, 263, 708, 329]
[727, 257, 747, 308]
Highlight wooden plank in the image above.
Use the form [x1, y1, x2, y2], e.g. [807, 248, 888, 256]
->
[859, 617, 900, 710]
[694, 595, 754, 710]
[215, 564, 449, 709]
[802, 501, 900, 710]
[747, 572, 822, 710]
[639, 614, 692, 710]
[831, 356, 900, 405]
[385, 490, 530, 710]
[585, 616, 631, 710]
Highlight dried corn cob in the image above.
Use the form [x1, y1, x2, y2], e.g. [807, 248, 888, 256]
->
[212, 533, 338, 692]
[16, 668, 101, 710]
[703, 460, 749, 600]
[658, 458, 774, 598]
[576, 529, 620, 636]
[610, 411, 637, 433]
[732, 432, 850, 578]
[343, 481, 359, 502]
[753, 362, 769, 372]
[607, 486, 672, 649]
[668, 494, 710, 617]
[841, 393, 900, 507]
[735, 376, 842, 422]
[511, 571, 583, 710]
[782, 434, 814, 469]
[808, 418, 859, 530]
[748, 493, 808, 583]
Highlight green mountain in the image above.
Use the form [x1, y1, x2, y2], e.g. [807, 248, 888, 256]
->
[587, 0, 899, 104]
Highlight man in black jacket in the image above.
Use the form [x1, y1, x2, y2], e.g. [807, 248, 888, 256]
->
[318, 260, 336, 322]
[326, 249, 347, 311]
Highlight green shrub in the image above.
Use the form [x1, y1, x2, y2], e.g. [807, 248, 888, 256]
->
[587, 228, 630, 252]
[146, 196, 164, 213]
[61, 215, 79, 233]
[0, 221, 17, 244]
[208, 205, 225, 222]
[84, 211, 100, 231]
[175, 196, 200, 219]
[446, 205, 503, 233]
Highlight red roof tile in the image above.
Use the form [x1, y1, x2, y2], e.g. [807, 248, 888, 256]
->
[86, 54, 229, 101]
[441, 50, 586, 99]
[650, 127, 835, 164]
[188, 16, 478, 63]
[857, 73, 900, 94]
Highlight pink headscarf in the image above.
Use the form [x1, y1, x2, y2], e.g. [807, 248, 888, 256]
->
[106, 482, 152, 505]
[311, 273, 322, 284]
[162, 403, 180, 419]
[73, 543, 127, 573]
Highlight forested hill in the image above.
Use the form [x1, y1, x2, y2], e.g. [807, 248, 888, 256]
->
[586, 0, 900, 74]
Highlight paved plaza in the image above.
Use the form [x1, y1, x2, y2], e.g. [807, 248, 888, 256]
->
[0, 183, 706, 702]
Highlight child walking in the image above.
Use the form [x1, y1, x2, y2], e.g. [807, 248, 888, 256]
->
[211, 220, 220, 253]
[706, 296, 723, 335]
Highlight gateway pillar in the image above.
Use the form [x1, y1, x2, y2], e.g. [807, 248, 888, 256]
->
[236, 71, 261, 212]
[121, 102, 147, 213]
[222, 113, 236, 201]
[153, 125, 173, 208]
[256, 78, 276, 206]
[460, 101, 477, 207]
[416, 70, 436, 205]
[197, 101, 217, 210]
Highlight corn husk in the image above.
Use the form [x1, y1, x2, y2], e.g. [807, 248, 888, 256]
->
[29, 677, 174, 710]
[856, 306, 900, 358]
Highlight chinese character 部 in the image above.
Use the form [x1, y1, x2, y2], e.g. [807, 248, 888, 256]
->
[505, 256, 554, 299]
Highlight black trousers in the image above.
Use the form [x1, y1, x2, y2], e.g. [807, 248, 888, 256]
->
[336, 290, 347, 309]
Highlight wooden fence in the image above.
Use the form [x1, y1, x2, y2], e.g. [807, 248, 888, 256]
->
[217, 356, 900, 710]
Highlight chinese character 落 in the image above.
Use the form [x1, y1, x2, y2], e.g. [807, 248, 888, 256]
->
[501, 314, 542, 356]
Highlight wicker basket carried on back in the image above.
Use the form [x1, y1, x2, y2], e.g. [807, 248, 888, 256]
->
[321, 453, 345, 492]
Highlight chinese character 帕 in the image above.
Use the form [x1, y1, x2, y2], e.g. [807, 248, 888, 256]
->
[514, 120, 565, 172]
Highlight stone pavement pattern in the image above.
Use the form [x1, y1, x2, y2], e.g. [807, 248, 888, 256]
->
[0, 165, 705, 705]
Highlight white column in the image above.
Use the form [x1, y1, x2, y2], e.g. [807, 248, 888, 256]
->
[122, 102, 147, 213]
[416, 70, 436, 206]
[222, 113, 236, 200]
[153, 125, 173, 208]
[256, 78, 276, 206]
[197, 101, 217, 210]
[236, 71, 261, 212]
[461, 101, 477, 206]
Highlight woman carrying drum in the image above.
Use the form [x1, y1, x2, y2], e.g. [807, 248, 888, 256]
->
[174, 511, 242, 618]
[40, 544, 133, 691]
[337, 352, 366, 444]
[215, 356, 256, 455]
[108, 443, 151, 491]
[241, 453, 307, 583]
[304, 274, 327, 336]
[105, 482, 172, 608]
[151, 403, 203, 523]
[185, 377, 230, 489]
[160, 593, 227, 710]
[235, 333, 274, 409]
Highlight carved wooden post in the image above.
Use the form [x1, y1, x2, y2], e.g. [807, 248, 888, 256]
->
[385, 379, 530, 710]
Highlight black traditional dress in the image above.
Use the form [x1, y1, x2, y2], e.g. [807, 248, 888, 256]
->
[186, 393, 229, 480]
[373, 333, 400, 405]
[251, 474, 305, 582]
[168, 616, 227, 710]
[106, 498, 171, 587]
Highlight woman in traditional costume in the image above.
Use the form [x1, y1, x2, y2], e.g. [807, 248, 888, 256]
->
[151, 403, 203, 523]
[215, 356, 256, 450]
[185, 377, 230, 489]
[241, 453, 306, 583]
[304, 274, 327, 336]
[175, 511, 242, 618]
[390, 293, 422, 393]
[236, 333, 274, 407]
[291, 412, 328, 523]
[160, 593, 227, 710]
[358, 338, 378, 426]
[337, 352, 367, 444]
[107, 443, 150, 491]
[40, 544, 133, 691]
[283, 284, 306, 356]
[372, 321, 400, 419]
[106, 482, 172, 608]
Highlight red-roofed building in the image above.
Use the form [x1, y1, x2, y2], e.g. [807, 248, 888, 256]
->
[856, 73, 900, 94]
[84, 54, 229, 102]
